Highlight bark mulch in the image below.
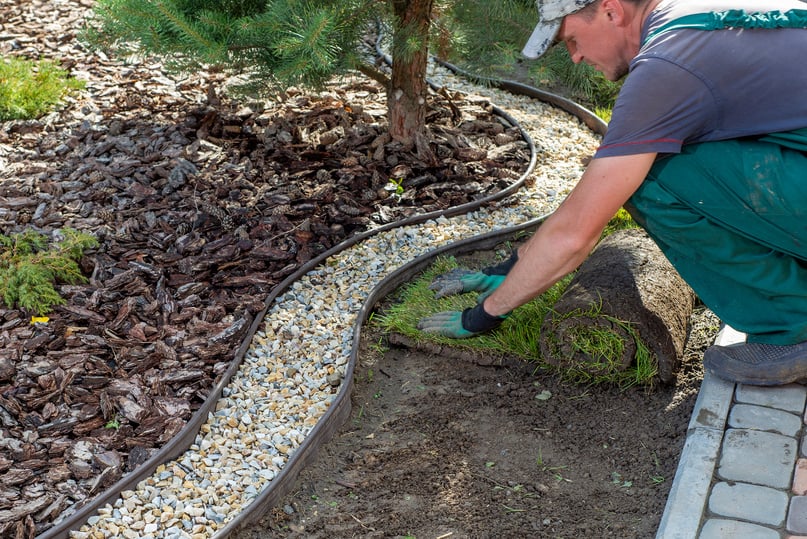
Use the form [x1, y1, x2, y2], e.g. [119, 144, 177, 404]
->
[0, 1, 531, 536]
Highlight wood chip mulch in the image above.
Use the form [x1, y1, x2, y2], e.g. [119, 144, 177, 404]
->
[0, 1, 531, 536]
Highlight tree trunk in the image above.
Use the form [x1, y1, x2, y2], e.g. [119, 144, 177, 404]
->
[540, 228, 696, 383]
[389, 0, 433, 148]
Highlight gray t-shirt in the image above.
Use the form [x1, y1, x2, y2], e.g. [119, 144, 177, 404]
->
[596, 0, 807, 158]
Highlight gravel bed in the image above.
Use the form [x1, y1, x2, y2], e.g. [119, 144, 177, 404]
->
[65, 62, 600, 538]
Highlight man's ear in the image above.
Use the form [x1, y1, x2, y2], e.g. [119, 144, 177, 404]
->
[600, 0, 627, 25]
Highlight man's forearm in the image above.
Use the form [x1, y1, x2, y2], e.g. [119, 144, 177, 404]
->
[481, 153, 658, 318]
[481, 220, 598, 317]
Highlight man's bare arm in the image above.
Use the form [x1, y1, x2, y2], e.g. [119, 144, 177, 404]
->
[482, 152, 658, 317]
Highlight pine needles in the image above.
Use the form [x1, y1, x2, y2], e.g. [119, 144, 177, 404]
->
[0, 229, 98, 315]
[83, 0, 373, 92]
[436, 0, 537, 76]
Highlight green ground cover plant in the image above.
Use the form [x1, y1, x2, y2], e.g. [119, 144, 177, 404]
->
[0, 56, 85, 120]
[0, 229, 98, 315]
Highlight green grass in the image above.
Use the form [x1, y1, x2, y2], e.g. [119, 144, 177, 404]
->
[601, 208, 635, 237]
[376, 255, 572, 356]
[540, 303, 658, 387]
[0, 56, 85, 121]
[373, 212, 655, 389]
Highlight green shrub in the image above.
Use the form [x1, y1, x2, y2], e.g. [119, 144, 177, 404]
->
[0, 229, 98, 315]
[0, 56, 85, 121]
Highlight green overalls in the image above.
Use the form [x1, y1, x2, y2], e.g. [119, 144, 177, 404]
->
[624, 9, 807, 345]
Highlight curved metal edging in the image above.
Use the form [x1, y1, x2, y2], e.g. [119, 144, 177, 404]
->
[216, 72, 607, 535]
[38, 91, 539, 539]
[432, 58, 608, 137]
[198, 121, 543, 538]
[219, 216, 550, 536]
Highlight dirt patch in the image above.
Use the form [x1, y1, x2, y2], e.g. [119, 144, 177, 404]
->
[231, 258, 715, 539]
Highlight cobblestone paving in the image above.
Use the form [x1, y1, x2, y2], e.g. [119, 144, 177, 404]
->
[659, 326, 807, 538]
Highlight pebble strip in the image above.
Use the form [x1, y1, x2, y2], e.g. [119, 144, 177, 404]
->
[69, 64, 601, 539]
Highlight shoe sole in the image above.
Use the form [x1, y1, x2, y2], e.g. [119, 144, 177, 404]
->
[704, 347, 807, 386]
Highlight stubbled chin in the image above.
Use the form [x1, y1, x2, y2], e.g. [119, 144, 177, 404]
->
[604, 67, 629, 82]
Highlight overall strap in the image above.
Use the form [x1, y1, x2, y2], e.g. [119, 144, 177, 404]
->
[643, 8, 807, 46]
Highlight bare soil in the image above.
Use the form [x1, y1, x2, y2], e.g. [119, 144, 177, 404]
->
[231, 252, 716, 539]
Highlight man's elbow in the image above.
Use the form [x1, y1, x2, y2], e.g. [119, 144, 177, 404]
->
[562, 231, 600, 268]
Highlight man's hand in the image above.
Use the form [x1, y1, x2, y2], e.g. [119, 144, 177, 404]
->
[429, 251, 518, 300]
[417, 302, 508, 339]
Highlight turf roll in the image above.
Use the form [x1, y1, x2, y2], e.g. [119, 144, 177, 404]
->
[540, 228, 696, 383]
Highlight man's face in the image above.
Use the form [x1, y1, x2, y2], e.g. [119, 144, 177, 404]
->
[556, 1, 632, 81]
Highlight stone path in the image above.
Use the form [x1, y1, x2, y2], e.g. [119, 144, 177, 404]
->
[658, 326, 807, 538]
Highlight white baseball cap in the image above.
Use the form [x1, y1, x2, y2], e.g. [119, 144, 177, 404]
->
[522, 0, 599, 58]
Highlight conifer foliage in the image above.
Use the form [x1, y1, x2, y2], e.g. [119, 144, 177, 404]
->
[0, 229, 98, 315]
[83, 1, 536, 146]
[85, 0, 368, 87]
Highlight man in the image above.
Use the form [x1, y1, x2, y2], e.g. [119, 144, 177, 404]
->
[417, 0, 807, 386]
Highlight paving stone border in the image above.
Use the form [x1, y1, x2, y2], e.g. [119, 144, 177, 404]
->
[658, 325, 807, 539]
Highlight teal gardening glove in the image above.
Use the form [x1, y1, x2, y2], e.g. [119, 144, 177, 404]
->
[417, 251, 518, 338]
[428, 251, 518, 301]
[416, 302, 509, 339]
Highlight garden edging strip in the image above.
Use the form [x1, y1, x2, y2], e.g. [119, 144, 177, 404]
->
[41, 108, 534, 539]
[46, 66, 605, 539]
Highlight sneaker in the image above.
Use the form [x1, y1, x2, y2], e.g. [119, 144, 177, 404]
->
[703, 341, 807, 386]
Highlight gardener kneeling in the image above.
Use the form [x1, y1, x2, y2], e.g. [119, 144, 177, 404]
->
[418, 0, 807, 387]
